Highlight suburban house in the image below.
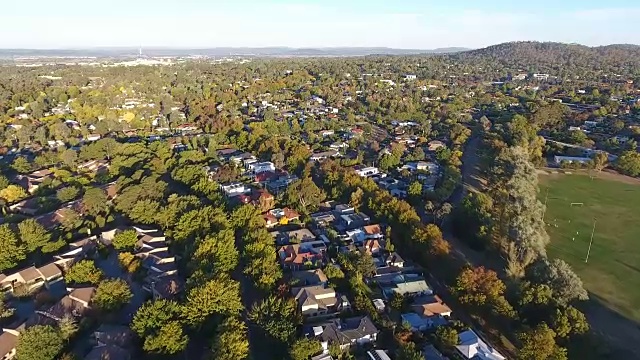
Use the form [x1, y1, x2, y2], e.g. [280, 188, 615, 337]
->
[411, 295, 452, 318]
[277, 242, 327, 270]
[77, 159, 110, 173]
[290, 269, 328, 288]
[229, 152, 257, 166]
[335, 212, 371, 232]
[247, 161, 276, 174]
[384, 252, 405, 268]
[216, 148, 240, 161]
[265, 174, 299, 193]
[220, 182, 249, 198]
[354, 166, 380, 178]
[553, 155, 591, 166]
[0, 329, 19, 360]
[14, 169, 54, 194]
[401, 295, 451, 332]
[367, 350, 392, 360]
[423, 345, 447, 360]
[400, 161, 440, 174]
[286, 229, 317, 243]
[307, 316, 379, 353]
[310, 211, 336, 227]
[380, 275, 432, 299]
[8, 198, 40, 216]
[53, 236, 98, 270]
[250, 189, 275, 211]
[363, 224, 383, 239]
[427, 140, 445, 152]
[36, 262, 64, 288]
[361, 239, 382, 256]
[0, 261, 63, 295]
[311, 150, 339, 162]
[292, 285, 350, 319]
[264, 208, 301, 228]
[455, 330, 506, 360]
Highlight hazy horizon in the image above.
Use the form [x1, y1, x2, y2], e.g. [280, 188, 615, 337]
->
[2, 0, 639, 49]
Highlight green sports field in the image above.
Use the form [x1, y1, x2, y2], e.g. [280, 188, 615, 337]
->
[539, 173, 640, 323]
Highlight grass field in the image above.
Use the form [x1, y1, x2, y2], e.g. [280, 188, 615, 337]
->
[539, 173, 640, 323]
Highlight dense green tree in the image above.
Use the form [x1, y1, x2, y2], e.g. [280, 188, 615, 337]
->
[56, 186, 80, 203]
[528, 259, 588, 305]
[143, 321, 189, 355]
[517, 323, 561, 360]
[282, 177, 326, 213]
[0, 224, 26, 271]
[81, 187, 109, 217]
[183, 277, 243, 326]
[132, 300, 188, 355]
[435, 326, 459, 348]
[18, 218, 51, 253]
[0, 175, 9, 190]
[0, 184, 28, 203]
[191, 229, 239, 279]
[248, 295, 301, 344]
[59, 315, 78, 341]
[289, 338, 323, 360]
[112, 229, 139, 251]
[615, 151, 640, 177]
[11, 156, 32, 174]
[15, 325, 64, 360]
[93, 279, 133, 312]
[397, 342, 423, 360]
[211, 317, 250, 360]
[64, 260, 103, 285]
[551, 306, 589, 338]
[0, 297, 15, 319]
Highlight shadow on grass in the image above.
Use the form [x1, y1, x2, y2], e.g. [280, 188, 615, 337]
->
[577, 291, 640, 359]
[617, 260, 640, 275]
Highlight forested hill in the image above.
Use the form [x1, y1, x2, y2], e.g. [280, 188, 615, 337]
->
[451, 41, 640, 74]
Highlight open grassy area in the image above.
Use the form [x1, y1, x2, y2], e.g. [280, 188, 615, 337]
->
[539, 173, 640, 323]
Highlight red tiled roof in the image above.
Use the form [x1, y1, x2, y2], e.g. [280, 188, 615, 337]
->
[283, 207, 300, 220]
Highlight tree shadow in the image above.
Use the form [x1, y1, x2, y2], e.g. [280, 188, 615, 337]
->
[578, 291, 640, 359]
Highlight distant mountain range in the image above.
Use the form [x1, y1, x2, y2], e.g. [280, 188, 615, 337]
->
[0, 47, 470, 58]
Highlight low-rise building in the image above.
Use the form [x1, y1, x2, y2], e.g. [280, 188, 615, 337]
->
[277, 242, 326, 270]
[307, 316, 379, 353]
[292, 285, 350, 319]
[380, 275, 432, 299]
[220, 182, 249, 198]
[455, 330, 506, 360]
[354, 166, 380, 177]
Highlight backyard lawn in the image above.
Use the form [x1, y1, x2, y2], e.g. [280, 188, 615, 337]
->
[539, 173, 640, 323]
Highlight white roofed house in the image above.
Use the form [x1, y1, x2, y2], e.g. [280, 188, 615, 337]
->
[455, 330, 505, 360]
[220, 182, 249, 198]
[354, 166, 380, 178]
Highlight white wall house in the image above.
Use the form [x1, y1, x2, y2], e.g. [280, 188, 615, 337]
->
[355, 167, 380, 177]
[220, 183, 248, 197]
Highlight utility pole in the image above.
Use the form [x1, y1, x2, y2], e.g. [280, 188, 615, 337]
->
[585, 218, 597, 263]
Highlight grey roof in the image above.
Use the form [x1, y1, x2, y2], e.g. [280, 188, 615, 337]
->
[95, 324, 135, 348]
[84, 345, 131, 360]
[314, 316, 378, 345]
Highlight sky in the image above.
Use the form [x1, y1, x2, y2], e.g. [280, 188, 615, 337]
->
[1, 0, 639, 49]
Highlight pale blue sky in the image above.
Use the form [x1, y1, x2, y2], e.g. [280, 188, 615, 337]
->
[2, 0, 639, 49]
